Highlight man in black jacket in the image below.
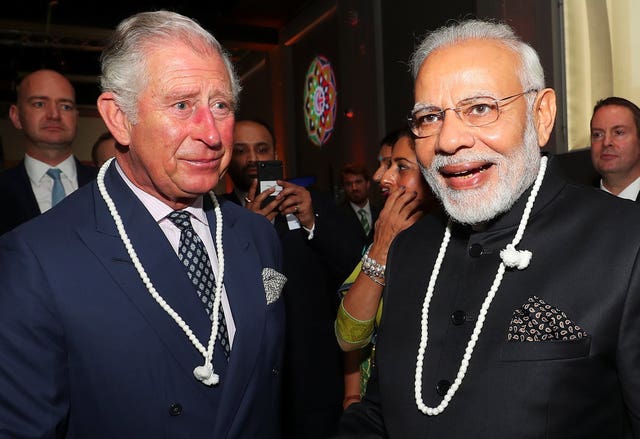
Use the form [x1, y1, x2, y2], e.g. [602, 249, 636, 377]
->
[0, 69, 95, 235]
[226, 119, 361, 438]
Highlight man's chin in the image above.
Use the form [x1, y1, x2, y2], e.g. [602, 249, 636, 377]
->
[227, 173, 253, 192]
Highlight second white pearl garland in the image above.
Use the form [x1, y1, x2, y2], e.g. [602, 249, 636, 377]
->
[414, 156, 548, 415]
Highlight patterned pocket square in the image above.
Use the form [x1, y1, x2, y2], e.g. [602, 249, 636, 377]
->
[262, 267, 287, 305]
[507, 296, 587, 342]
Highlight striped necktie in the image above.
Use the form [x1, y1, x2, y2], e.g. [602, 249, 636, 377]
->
[358, 208, 370, 235]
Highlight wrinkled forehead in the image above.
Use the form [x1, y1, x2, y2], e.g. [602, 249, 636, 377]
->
[414, 39, 522, 105]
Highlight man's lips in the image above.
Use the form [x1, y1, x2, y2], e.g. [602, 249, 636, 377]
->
[182, 156, 222, 168]
[245, 165, 258, 177]
[42, 125, 64, 131]
[439, 161, 493, 178]
[599, 152, 618, 161]
[438, 161, 494, 190]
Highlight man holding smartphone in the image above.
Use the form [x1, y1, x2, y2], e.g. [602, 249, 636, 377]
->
[225, 119, 362, 439]
[225, 120, 310, 225]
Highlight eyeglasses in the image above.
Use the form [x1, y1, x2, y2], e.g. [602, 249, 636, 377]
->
[407, 89, 538, 139]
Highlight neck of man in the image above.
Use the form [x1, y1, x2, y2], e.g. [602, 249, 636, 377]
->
[602, 170, 640, 196]
[352, 198, 368, 208]
[25, 146, 73, 167]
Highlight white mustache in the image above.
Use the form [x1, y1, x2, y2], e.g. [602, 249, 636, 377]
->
[430, 153, 503, 171]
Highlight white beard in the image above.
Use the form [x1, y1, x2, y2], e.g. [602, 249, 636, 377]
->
[421, 115, 541, 225]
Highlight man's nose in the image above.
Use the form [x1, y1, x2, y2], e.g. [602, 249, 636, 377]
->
[436, 109, 474, 154]
[46, 103, 61, 119]
[603, 132, 614, 147]
[194, 106, 222, 147]
[247, 149, 259, 162]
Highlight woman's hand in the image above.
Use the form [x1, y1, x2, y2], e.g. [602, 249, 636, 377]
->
[368, 186, 425, 263]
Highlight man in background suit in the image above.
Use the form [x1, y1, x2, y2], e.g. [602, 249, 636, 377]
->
[590, 96, 640, 200]
[91, 131, 118, 168]
[0, 69, 96, 235]
[226, 119, 361, 438]
[339, 163, 380, 252]
[0, 11, 285, 438]
[338, 19, 640, 438]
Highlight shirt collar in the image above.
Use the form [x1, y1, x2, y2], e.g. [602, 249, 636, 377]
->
[600, 175, 640, 201]
[24, 153, 77, 184]
[114, 161, 207, 226]
[350, 199, 370, 214]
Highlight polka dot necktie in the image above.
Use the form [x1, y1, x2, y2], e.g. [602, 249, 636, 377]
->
[358, 208, 370, 235]
[167, 210, 230, 360]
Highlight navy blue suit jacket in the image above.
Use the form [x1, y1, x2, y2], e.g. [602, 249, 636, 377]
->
[0, 163, 285, 438]
[0, 157, 96, 235]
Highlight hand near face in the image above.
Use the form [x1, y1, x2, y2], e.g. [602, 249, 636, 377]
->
[368, 186, 424, 265]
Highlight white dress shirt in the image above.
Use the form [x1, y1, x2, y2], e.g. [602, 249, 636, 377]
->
[115, 162, 236, 345]
[24, 154, 78, 213]
[600, 176, 640, 201]
[350, 199, 372, 233]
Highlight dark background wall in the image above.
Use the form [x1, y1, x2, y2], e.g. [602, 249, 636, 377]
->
[1, 0, 567, 183]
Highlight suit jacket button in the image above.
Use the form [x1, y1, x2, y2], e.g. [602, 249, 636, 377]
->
[169, 403, 182, 416]
[451, 310, 467, 326]
[436, 379, 451, 396]
[272, 367, 279, 376]
[469, 243, 483, 257]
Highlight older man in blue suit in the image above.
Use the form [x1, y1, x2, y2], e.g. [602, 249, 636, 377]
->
[0, 11, 285, 438]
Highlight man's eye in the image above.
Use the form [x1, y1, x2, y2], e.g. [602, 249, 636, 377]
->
[591, 132, 603, 139]
[32, 101, 45, 108]
[614, 129, 626, 136]
[212, 101, 231, 117]
[416, 112, 442, 125]
[61, 104, 75, 111]
[174, 101, 189, 111]
[466, 103, 494, 116]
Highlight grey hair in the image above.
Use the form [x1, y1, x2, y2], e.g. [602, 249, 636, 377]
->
[409, 19, 545, 100]
[100, 10, 241, 124]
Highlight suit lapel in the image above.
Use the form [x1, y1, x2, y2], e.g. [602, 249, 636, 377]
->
[210, 199, 266, 437]
[13, 161, 41, 217]
[78, 165, 218, 402]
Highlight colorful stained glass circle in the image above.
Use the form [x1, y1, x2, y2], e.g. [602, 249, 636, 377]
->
[303, 55, 337, 147]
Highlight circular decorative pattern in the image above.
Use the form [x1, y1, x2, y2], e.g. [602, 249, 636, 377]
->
[303, 55, 337, 147]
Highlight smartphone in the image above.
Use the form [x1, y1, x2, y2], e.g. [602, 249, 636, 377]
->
[257, 160, 283, 208]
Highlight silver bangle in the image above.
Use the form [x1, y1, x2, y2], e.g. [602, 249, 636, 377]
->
[361, 248, 386, 281]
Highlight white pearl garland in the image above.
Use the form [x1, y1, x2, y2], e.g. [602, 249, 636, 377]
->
[414, 156, 548, 415]
[97, 158, 225, 386]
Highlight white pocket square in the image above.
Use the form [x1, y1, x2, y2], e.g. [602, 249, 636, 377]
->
[262, 267, 287, 305]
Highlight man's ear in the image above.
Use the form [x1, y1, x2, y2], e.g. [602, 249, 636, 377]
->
[533, 88, 557, 148]
[97, 92, 132, 147]
[9, 105, 22, 130]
